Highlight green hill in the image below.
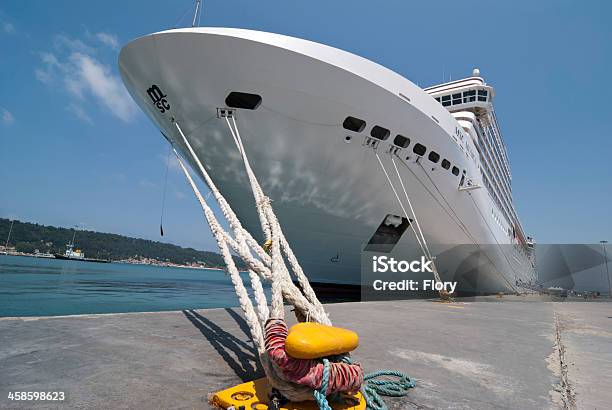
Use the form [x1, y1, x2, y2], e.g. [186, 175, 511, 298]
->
[0, 218, 244, 268]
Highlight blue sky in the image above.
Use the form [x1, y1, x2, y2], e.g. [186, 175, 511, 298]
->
[1, 0, 610, 250]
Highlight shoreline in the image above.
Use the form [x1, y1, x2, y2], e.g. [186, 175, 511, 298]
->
[0, 252, 228, 271]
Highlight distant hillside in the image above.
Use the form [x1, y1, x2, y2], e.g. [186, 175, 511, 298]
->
[0, 218, 244, 268]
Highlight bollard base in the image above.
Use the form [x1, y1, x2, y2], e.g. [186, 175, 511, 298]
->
[209, 377, 366, 410]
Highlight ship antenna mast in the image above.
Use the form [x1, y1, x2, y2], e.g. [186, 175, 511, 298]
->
[4, 219, 14, 254]
[192, 0, 202, 27]
[70, 225, 78, 248]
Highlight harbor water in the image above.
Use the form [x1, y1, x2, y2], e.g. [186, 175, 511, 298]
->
[0, 255, 263, 317]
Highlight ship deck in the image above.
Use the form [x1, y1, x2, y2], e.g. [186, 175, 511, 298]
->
[1, 297, 610, 409]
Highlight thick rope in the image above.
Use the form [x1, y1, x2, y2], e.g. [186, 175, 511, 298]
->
[362, 371, 416, 410]
[174, 122, 325, 323]
[171, 118, 416, 407]
[173, 122, 336, 400]
[174, 150, 266, 354]
[226, 117, 330, 324]
[314, 359, 332, 410]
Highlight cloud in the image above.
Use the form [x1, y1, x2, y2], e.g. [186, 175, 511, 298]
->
[96, 32, 119, 50]
[40, 52, 60, 67]
[35, 68, 52, 84]
[69, 52, 137, 122]
[67, 103, 93, 124]
[2, 22, 14, 34]
[34, 35, 138, 123]
[1, 108, 14, 125]
[35, 52, 61, 84]
[54, 34, 95, 54]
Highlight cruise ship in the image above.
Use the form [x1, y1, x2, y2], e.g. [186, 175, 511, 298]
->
[119, 27, 537, 294]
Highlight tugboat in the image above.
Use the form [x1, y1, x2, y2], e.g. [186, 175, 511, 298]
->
[54, 230, 109, 263]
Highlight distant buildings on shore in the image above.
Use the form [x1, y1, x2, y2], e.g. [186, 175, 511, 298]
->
[0, 248, 224, 270]
[117, 255, 220, 270]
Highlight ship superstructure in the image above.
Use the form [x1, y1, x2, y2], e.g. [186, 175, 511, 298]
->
[425, 71, 530, 253]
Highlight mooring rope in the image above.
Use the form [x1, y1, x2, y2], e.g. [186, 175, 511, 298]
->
[170, 116, 416, 407]
[374, 151, 443, 286]
[362, 370, 416, 410]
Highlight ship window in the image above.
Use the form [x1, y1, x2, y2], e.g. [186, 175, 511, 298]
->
[435, 97, 440, 102]
[413, 143, 426, 156]
[452, 93, 462, 105]
[441, 95, 451, 107]
[428, 151, 440, 163]
[452, 166, 460, 176]
[364, 214, 411, 253]
[225, 92, 262, 110]
[343, 116, 366, 132]
[441, 159, 451, 170]
[478, 89, 488, 102]
[393, 134, 410, 148]
[370, 125, 390, 140]
[463, 90, 476, 103]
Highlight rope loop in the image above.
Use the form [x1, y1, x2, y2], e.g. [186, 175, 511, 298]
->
[362, 370, 416, 410]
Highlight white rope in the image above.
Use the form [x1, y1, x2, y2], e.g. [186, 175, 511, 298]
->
[390, 157, 433, 261]
[374, 152, 428, 259]
[174, 121, 328, 322]
[173, 149, 267, 353]
[225, 116, 330, 324]
[171, 118, 340, 400]
[375, 151, 442, 285]
[390, 156, 443, 284]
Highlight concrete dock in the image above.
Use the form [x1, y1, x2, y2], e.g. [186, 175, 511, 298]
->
[1, 298, 611, 409]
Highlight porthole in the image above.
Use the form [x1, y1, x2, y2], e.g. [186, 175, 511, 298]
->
[452, 166, 460, 176]
[393, 135, 410, 148]
[344, 135, 352, 143]
[413, 143, 426, 156]
[441, 159, 451, 170]
[343, 116, 366, 132]
[428, 151, 440, 163]
[370, 126, 390, 141]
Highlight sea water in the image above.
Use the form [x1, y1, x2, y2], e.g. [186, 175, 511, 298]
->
[0, 255, 265, 317]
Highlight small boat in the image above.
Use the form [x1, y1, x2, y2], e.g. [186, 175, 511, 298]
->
[54, 230, 109, 263]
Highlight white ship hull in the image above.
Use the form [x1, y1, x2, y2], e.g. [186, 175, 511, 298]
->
[119, 28, 536, 294]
